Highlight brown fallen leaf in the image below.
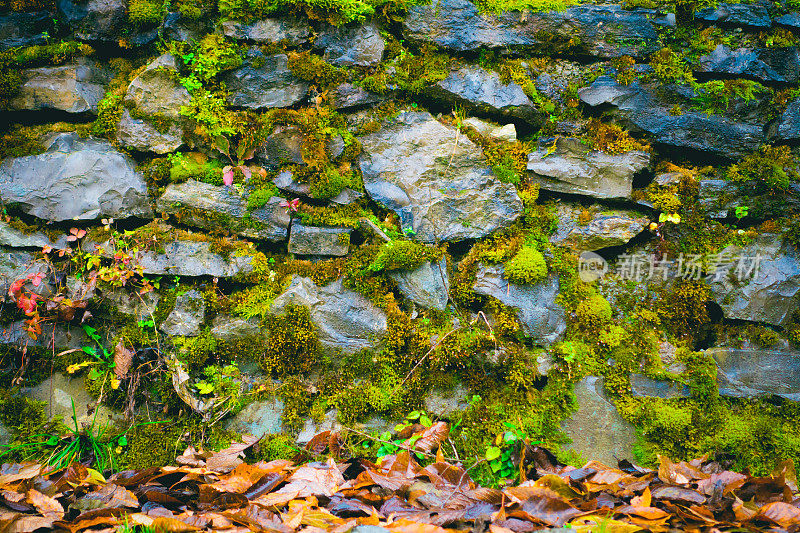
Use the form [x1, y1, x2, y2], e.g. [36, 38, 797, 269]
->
[113, 340, 134, 379]
[26, 488, 64, 519]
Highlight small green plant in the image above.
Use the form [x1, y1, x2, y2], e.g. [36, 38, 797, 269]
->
[375, 410, 434, 459]
[484, 422, 539, 483]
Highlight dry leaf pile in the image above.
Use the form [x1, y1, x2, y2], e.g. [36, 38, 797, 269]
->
[0, 428, 798, 533]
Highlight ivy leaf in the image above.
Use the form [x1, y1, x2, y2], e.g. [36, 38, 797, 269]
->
[407, 411, 420, 420]
[195, 381, 214, 395]
[485, 446, 501, 461]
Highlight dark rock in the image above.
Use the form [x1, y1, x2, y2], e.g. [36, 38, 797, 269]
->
[527, 137, 649, 199]
[123, 54, 191, 120]
[561, 376, 636, 466]
[697, 179, 799, 219]
[706, 235, 800, 327]
[315, 20, 384, 66]
[776, 12, 800, 30]
[403, 0, 672, 58]
[0, 248, 51, 298]
[57, 0, 128, 42]
[160, 289, 206, 337]
[223, 50, 308, 109]
[389, 256, 449, 311]
[709, 348, 800, 401]
[161, 11, 212, 42]
[221, 17, 310, 45]
[550, 203, 649, 251]
[103, 288, 159, 322]
[0, 133, 152, 222]
[630, 374, 690, 399]
[426, 65, 543, 125]
[157, 180, 290, 241]
[272, 170, 311, 196]
[359, 111, 523, 242]
[694, 2, 772, 28]
[224, 398, 285, 437]
[777, 98, 800, 140]
[697, 45, 800, 84]
[578, 76, 766, 159]
[10, 58, 113, 114]
[424, 384, 469, 417]
[257, 127, 306, 169]
[117, 109, 184, 154]
[0, 12, 52, 51]
[328, 82, 387, 109]
[23, 373, 122, 427]
[288, 223, 351, 256]
[271, 276, 388, 354]
[138, 238, 257, 278]
[473, 263, 566, 345]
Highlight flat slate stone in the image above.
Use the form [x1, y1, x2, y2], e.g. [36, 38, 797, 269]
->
[288, 223, 351, 256]
[630, 374, 690, 399]
[709, 348, 800, 401]
[223, 51, 309, 109]
[11, 58, 113, 114]
[221, 17, 310, 45]
[561, 376, 636, 466]
[315, 20, 385, 67]
[694, 2, 772, 28]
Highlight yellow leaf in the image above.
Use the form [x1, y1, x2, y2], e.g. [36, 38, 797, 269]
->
[110, 378, 121, 390]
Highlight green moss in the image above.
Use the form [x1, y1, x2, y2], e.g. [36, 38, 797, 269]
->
[656, 281, 710, 337]
[251, 433, 298, 462]
[473, 0, 574, 14]
[692, 79, 769, 116]
[174, 329, 218, 371]
[128, 0, 164, 25]
[116, 422, 184, 471]
[287, 51, 347, 90]
[167, 152, 223, 184]
[504, 245, 547, 284]
[367, 240, 443, 273]
[261, 305, 319, 376]
[649, 47, 694, 84]
[298, 203, 369, 229]
[232, 282, 285, 320]
[727, 145, 798, 193]
[246, 185, 280, 211]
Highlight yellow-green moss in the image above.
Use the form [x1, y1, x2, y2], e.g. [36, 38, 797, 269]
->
[261, 305, 319, 376]
[504, 245, 547, 284]
[367, 240, 443, 273]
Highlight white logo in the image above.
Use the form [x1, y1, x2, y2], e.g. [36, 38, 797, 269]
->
[578, 252, 608, 282]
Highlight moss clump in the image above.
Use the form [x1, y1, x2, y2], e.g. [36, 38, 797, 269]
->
[297, 203, 369, 229]
[116, 422, 184, 471]
[367, 240, 443, 273]
[128, 0, 164, 25]
[575, 294, 612, 332]
[727, 145, 799, 193]
[586, 119, 650, 154]
[692, 79, 769, 116]
[261, 305, 319, 376]
[649, 47, 694, 84]
[504, 245, 547, 284]
[251, 433, 298, 462]
[168, 152, 223, 185]
[360, 42, 450, 95]
[473, 0, 574, 14]
[287, 51, 347, 90]
[657, 281, 710, 337]
[218, 0, 377, 25]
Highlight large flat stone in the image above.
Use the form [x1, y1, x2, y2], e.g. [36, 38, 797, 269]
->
[709, 348, 800, 401]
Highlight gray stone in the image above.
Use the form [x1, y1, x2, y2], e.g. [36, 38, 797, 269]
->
[161, 11, 212, 42]
[0, 221, 63, 250]
[698, 45, 800, 84]
[11, 58, 113, 114]
[424, 384, 469, 417]
[330, 188, 364, 205]
[706, 235, 800, 327]
[329, 83, 387, 110]
[390, 256, 449, 311]
[57, 0, 128, 42]
[160, 289, 206, 337]
[550, 204, 648, 251]
[103, 289, 159, 322]
[578, 76, 766, 159]
[698, 179, 800, 219]
[315, 20, 384, 67]
[271, 276, 388, 354]
[117, 108, 184, 154]
[778, 98, 800, 141]
[224, 398, 285, 437]
[139, 240, 256, 278]
[561, 376, 636, 466]
[272, 169, 310, 195]
[157, 180, 290, 241]
[709, 348, 800, 401]
[0, 133, 152, 222]
[0, 321, 87, 356]
[403, 0, 671, 58]
[630, 374, 690, 399]
[221, 17, 310, 45]
[289, 223, 351, 256]
[0, 248, 51, 299]
[0, 12, 51, 51]
[223, 51, 308, 109]
[359, 111, 523, 242]
[23, 373, 123, 428]
[776, 12, 800, 30]
[527, 137, 649, 200]
[473, 263, 566, 345]
[123, 54, 191, 120]
[426, 65, 542, 125]
[463, 117, 517, 142]
[257, 127, 306, 169]
[694, 2, 772, 28]
[210, 314, 264, 343]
